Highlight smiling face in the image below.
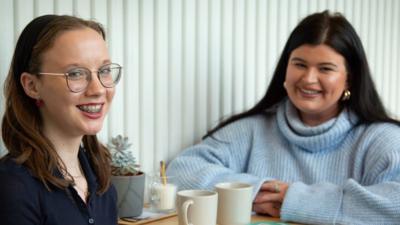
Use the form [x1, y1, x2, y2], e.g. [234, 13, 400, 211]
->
[35, 28, 115, 139]
[284, 44, 348, 126]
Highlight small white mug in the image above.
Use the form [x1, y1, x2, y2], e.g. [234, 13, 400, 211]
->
[215, 182, 253, 225]
[177, 190, 218, 225]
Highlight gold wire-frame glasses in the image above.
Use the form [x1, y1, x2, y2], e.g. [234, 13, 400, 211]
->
[38, 63, 122, 93]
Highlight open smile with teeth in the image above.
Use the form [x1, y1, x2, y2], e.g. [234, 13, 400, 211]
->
[300, 88, 321, 95]
[78, 104, 103, 113]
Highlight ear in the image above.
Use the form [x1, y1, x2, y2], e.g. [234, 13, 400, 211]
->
[20, 72, 41, 99]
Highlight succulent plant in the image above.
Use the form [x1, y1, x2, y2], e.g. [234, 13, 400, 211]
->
[107, 135, 140, 176]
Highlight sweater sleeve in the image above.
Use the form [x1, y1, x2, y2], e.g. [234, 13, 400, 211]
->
[0, 165, 42, 225]
[166, 118, 270, 199]
[281, 130, 400, 225]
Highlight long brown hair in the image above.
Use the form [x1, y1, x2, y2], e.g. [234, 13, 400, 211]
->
[1, 15, 111, 194]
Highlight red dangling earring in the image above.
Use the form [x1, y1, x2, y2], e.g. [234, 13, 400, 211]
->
[35, 99, 44, 107]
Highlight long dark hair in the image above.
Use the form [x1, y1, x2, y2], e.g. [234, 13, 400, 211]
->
[1, 15, 111, 194]
[205, 10, 399, 138]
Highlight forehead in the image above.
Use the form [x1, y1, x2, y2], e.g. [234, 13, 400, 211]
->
[40, 28, 109, 69]
[290, 44, 346, 65]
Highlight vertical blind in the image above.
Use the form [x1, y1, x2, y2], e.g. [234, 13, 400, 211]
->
[0, 0, 399, 173]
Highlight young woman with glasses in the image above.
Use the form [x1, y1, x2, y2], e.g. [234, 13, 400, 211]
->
[0, 15, 121, 225]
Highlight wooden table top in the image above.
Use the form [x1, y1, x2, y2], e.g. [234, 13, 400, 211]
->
[119, 213, 299, 225]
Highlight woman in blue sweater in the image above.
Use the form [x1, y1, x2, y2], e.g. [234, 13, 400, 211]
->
[0, 15, 121, 224]
[167, 10, 400, 225]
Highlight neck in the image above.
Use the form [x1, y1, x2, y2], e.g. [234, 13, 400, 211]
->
[299, 108, 340, 126]
[42, 126, 83, 174]
[50, 137, 82, 163]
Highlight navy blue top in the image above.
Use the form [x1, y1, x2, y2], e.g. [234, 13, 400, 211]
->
[0, 149, 118, 225]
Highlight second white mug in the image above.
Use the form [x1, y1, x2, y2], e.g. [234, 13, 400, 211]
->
[215, 182, 253, 225]
[176, 190, 218, 225]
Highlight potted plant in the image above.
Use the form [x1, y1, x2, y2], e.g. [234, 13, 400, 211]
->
[108, 135, 145, 218]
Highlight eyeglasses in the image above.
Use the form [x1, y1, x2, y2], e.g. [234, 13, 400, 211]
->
[38, 63, 122, 93]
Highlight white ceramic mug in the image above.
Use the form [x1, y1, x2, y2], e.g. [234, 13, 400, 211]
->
[215, 182, 253, 225]
[177, 190, 218, 225]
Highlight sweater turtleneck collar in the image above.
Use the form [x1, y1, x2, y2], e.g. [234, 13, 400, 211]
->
[276, 99, 358, 153]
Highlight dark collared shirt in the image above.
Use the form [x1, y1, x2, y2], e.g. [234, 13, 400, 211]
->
[0, 149, 118, 225]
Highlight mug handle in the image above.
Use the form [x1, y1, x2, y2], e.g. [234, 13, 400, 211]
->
[182, 199, 194, 225]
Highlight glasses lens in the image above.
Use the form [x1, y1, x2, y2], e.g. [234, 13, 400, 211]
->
[98, 63, 122, 87]
[66, 68, 90, 92]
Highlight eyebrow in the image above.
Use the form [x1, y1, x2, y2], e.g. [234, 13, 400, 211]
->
[63, 60, 112, 69]
[290, 57, 338, 68]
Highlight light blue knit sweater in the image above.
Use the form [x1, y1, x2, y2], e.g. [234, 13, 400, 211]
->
[167, 100, 400, 225]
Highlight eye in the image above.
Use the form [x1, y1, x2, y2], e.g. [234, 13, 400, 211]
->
[66, 68, 87, 80]
[98, 66, 112, 77]
[319, 67, 334, 73]
[293, 63, 306, 69]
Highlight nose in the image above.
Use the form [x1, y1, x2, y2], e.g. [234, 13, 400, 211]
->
[301, 68, 319, 83]
[85, 72, 107, 96]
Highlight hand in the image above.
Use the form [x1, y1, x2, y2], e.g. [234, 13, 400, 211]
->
[252, 180, 289, 217]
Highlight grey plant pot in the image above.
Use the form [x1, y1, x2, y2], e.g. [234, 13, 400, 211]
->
[111, 172, 145, 218]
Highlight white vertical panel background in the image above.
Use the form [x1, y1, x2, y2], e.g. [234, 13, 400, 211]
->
[245, 0, 256, 110]
[208, 0, 221, 130]
[154, 0, 169, 169]
[168, 0, 183, 163]
[54, 0, 73, 14]
[233, 0, 245, 113]
[107, 0, 124, 137]
[182, 0, 195, 149]
[35, 0, 54, 16]
[122, 0, 141, 168]
[195, 0, 209, 141]
[221, 0, 234, 120]
[140, 0, 155, 173]
[256, 0, 267, 99]
[0, 0, 399, 173]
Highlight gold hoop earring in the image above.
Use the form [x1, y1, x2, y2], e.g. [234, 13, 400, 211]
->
[341, 90, 351, 101]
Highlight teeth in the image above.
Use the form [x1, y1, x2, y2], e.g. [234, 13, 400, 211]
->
[301, 89, 320, 94]
[78, 104, 102, 113]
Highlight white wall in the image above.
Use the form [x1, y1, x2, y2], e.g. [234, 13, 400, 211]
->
[0, 0, 399, 172]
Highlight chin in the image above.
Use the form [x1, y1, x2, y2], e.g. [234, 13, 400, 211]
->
[293, 102, 318, 111]
[83, 125, 103, 135]
[85, 131, 101, 135]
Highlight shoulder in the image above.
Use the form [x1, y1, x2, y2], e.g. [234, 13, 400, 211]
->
[0, 158, 43, 221]
[351, 122, 400, 183]
[355, 122, 400, 164]
[209, 114, 270, 142]
[358, 122, 400, 146]
[0, 158, 41, 200]
[224, 114, 269, 130]
[0, 157, 32, 181]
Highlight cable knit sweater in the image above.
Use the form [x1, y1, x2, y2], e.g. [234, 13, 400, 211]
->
[167, 100, 400, 225]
